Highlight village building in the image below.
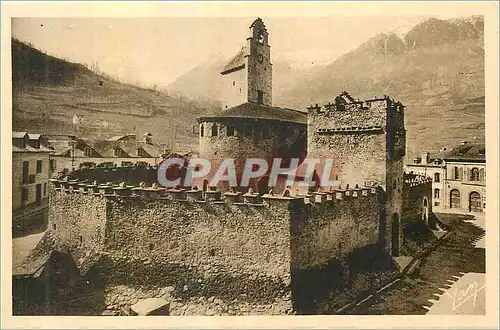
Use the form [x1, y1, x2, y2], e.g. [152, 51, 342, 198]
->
[12, 132, 53, 237]
[48, 133, 170, 174]
[406, 142, 486, 214]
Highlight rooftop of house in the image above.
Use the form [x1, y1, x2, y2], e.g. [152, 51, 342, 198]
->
[12, 131, 53, 153]
[411, 142, 485, 165]
[220, 46, 247, 75]
[198, 102, 307, 125]
[12, 231, 49, 277]
[434, 143, 485, 160]
[49, 138, 164, 158]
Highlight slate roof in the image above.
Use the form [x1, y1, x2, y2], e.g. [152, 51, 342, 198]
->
[220, 46, 247, 75]
[49, 138, 164, 159]
[12, 231, 52, 277]
[107, 134, 136, 142]
[433, 143, 485, 161]
[12, 144, 53, 153]
[199, 102, 307, 125]
[12, 131, 28, 139]
[28, 133, 43, 140]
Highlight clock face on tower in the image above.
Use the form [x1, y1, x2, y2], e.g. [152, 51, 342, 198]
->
[258, 54, 264, 63]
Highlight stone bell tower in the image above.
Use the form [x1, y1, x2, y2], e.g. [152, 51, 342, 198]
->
[246, 18, 272, 106]
[220, 18, 273, 109]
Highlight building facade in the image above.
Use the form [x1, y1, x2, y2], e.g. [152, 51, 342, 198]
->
[406, 142, 486, 214]
[12, 132, 52, 237]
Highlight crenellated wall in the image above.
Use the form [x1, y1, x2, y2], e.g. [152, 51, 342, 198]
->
[47, 177, 384, 315]
[307, 94, 406, 255]
[290, 188, 381, 271]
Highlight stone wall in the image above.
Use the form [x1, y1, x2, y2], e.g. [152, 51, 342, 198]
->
[198, 118, 306, 192]
[48, 183, 295, 315]
[47, 177, 387, 315]
[49, 185, 107, 274]
[246, 45, 272, 106]
[290, 188, 381, 271]
[307, 95, 406, 256]
[307, 100, 388, 188]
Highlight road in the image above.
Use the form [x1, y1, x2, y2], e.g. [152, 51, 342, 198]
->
[349, 213, 486, 315]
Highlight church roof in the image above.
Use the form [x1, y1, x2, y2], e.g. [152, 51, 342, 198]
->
[198, 102, 307, 125]
[220, 46, 247, 75]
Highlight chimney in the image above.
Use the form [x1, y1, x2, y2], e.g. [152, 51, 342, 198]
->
[421, 152, 429, 165]
[144, 133, 152, 144]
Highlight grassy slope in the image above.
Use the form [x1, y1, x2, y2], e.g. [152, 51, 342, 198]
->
[12, 39, 219, 152]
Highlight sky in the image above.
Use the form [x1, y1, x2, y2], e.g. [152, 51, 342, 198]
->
[12, 15, 466, 88]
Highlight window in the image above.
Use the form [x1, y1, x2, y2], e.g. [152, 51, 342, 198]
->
[211, 124, 218, 137]
[21, 187, 28, 204]
[36, 160, 43, 173]
[257, 90, 263, 104]
[244, 123, 253, 136]
[434, 173, 440, 183]
[44, 182, 47, 196]
[200, 124, 204, 137]
[84, 147, 92, 157]
[453, 166, 460, 180]
[262, 126, 271, 139]
[22, 161, 29, 184]
[450, 189, 461, 209]
[226, 125, 235, 137]
[434, 188, 440, 199]
[232, 81, 235, 86]
[113, 148, 121, 157]
[50, 159, 56, 172]
[470, 167, 480, 181]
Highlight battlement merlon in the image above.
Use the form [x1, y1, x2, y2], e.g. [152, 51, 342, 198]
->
[307, 93, 405, 128]
[49, 178, 382, 208]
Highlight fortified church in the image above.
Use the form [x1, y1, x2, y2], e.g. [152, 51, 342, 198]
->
[16, 18, 434, 315]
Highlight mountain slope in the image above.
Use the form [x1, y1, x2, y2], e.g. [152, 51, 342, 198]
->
[278, 16, 485, 159]
[12, 39, 220, 151]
